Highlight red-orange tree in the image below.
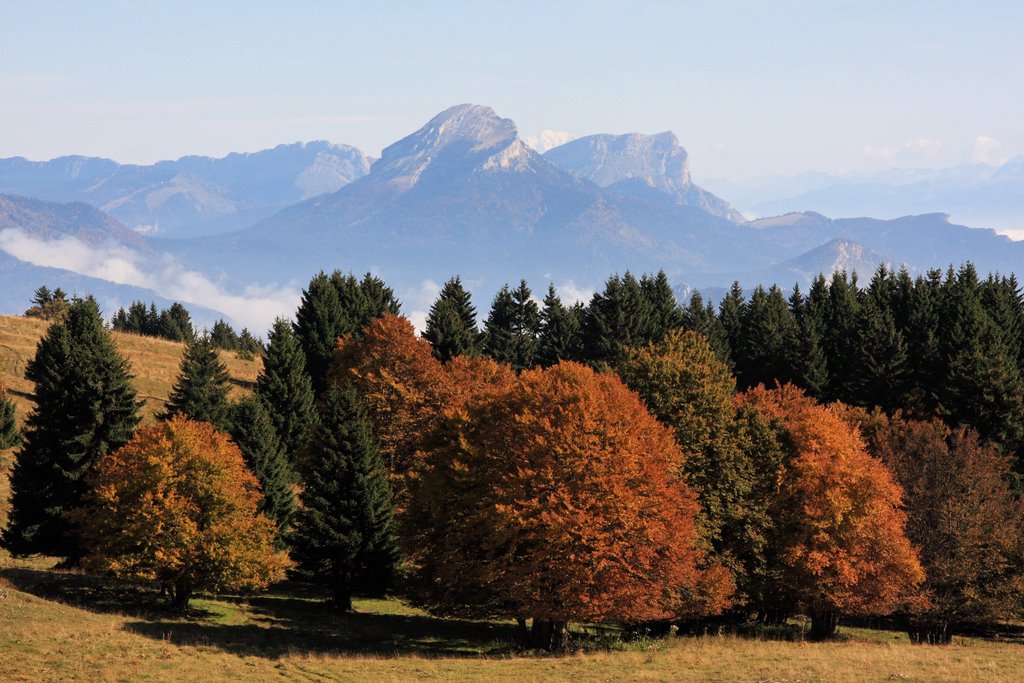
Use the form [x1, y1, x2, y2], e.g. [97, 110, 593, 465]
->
[404, 361, 732, 650]
[849, 410, 1024, 644]
[736, 384, 924, 639]
[76, 416, 291, 609]
[331, 314, 450, 476]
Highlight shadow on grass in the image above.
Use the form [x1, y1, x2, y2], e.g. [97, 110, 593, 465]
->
[1, 565, 520, 658]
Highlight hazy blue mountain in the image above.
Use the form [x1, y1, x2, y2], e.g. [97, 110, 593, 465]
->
[0, 141, 371, 238]
[544, 132, 743, 221]
[701, 158, 1024, 237]
[0, 194, 229, 326]
[166, 104, 762, 294]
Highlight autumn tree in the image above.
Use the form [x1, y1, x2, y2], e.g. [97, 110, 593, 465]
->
[75, 417, 290, 610]
[404, 361, 732, 651]
[3, 298, 141, 561]
[736, 385, 924, 639]
[618, 330, 763, 595]
[850, 411, 1024, 643]
[291, 383, 399, 610]
[332, 314, 450, 476]
[161, 335, 232, 431]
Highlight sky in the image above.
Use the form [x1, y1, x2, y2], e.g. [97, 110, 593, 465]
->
[1, 1, 1023, 181]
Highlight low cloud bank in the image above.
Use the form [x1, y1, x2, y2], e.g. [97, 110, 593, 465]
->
[0, 228, 300, 332]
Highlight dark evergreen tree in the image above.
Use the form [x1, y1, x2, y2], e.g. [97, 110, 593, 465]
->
[736, 285, 801, 390]
[209, 319, 239, 350]
[821, 271, 861, 401]
[422, 276, 483, 362]
[849, 269, 909, 411]
[255, 318, 318, 465]
[641, 270, 683, 340]
[228, 397, 296, 546]
[161, 335, 232, 431]
[291, 383, 399, 610]
[31, 285, 52, 308]
[158, 303, 195, 342]
[0, 391, 19, 449]
[684, 291, 731, 365]
[294, 271, 347, 395]
[483, 280, 540, 371]
[2, 298, 142, 561]
[582, 272, 654, 365]
[536, 284, 583, 367]
[718, 281, 746, 364]
[236, 328, 263, 356]
[790, 283, 828, 395]
[358, 272, 402, 328]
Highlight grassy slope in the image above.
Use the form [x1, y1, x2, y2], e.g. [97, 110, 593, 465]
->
[0, 314, 261, 423]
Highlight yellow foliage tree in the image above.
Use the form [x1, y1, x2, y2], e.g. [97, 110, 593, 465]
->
[76, 416, 291, 609]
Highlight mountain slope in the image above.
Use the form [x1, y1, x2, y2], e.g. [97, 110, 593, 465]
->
[544, 132, 743, 221]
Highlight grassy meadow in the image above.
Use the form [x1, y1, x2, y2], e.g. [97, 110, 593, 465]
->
[2, 313, 1024, 681]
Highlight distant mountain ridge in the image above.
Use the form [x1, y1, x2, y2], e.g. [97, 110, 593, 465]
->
[0, 141, 371, 238]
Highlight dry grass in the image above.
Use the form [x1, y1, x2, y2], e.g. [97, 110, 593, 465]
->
[0, 314, 261, 423]
[0, 574, 1023, 683]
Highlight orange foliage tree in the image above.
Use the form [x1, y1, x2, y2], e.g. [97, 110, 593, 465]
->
[736, 384, 924, 639]
[331, 314, 450, 476]
[403, 361, 733, 650]
[847, 410, 1024, 644]
[75, 416, 291, 610]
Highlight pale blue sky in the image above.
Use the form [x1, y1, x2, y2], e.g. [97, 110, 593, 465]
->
[1, 1, 1021, 179]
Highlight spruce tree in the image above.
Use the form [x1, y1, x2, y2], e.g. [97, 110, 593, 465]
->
[582, 272, 654, 365]
[641, 270, 683, 341]
[684, 291, 731, 366]
[537, 284, 583, 367]
[2, 298, 142, 561]
[255, 318, 318, 465]
[294, 271, 347, 395]
[0, 390, 19, 449]
[358, 273, 402, 326]
[422, 276, 483, 362]
[228, 397, 296, 545]
[718, 281, 746, 363]
[790, 283, 828, 395]
[209, 319, 238, 350]
[162, 335, 232, 431]
[158, 302, 195, 342]
[291, 383, 399, 610]
[850, 286, 909, 412]
[822, 271, 862, 401]
[483, 280, 540, 371]
[736, 285, 801, 390]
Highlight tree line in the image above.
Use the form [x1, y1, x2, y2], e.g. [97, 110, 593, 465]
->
[2, 264, 1023, 650]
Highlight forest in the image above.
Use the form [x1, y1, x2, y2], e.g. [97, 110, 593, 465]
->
[2, 263, 1023, 654]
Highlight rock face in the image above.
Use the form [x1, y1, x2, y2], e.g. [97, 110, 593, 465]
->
[0, 142, 372, 237]
[545, 132, 743, 221]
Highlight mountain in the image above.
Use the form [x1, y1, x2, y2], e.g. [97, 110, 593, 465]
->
[168, 104, 760, 293]
[544, 132, 743, 221]
[0, 142, 371, 238]
[701, 158, 1024, 238]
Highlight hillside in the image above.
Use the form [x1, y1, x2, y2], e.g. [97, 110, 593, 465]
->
[0, 314, 261, 424]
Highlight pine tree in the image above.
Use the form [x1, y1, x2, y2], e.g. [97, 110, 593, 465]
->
[255, 318, 318, 465]
[210, 319, 238, 350]
[228, 398, 296, 545]
[850, 288, 909, 412]
[423, 276, 483, 362]
[2, 298, 142, 561]
[291, 383, 399, 610]
[718, 281, 746, 364]
[822, 271, 862, 401]
[536, 285, 583, 367]
[483, 280, 540, 371]
[162, 335, 232, 431]
[583, 272, 654, 365]
[158, 302, 195, 342]
[736, 285, 801, 390]
[294, 272, 347, 395]
[641, 270, 683, 341]
[0, 389, 19, 449]
[236, 328, 263, 356]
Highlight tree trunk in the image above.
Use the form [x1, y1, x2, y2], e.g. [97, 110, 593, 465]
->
[516, 617, 529, 646]
[331, 583, 353, 612]
[171, 578, 193, 611]
[908, 620, 952, 645]
[809, 610, 839, 640]
[529, 619, 570, 651]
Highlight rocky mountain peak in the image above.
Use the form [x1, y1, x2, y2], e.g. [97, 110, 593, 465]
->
[544, 131, 691, 191]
